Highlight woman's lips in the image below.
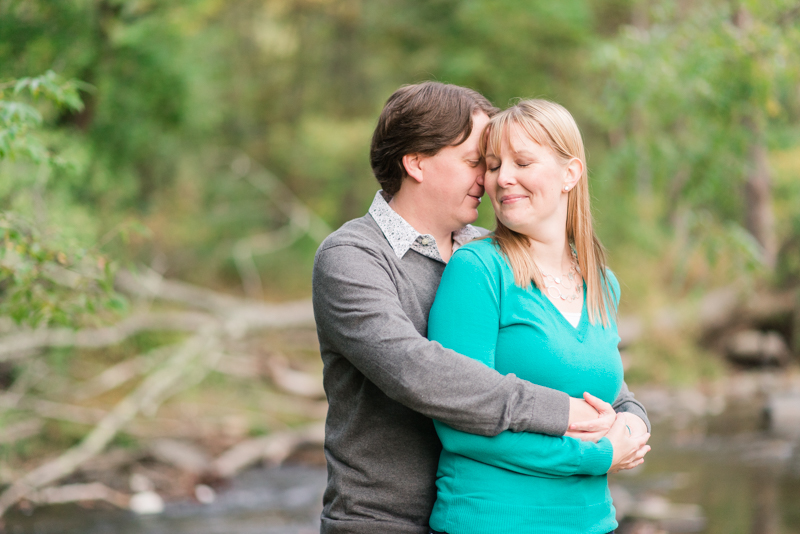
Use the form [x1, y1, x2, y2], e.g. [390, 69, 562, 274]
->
[500, 194, 527, 204]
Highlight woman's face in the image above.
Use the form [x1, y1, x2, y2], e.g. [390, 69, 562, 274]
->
[484, 125, 574, 238]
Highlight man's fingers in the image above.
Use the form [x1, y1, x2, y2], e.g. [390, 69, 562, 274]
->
[628, 459, 644, 469]
[620, 457, 645, 471]
[635, 433, 651, 447]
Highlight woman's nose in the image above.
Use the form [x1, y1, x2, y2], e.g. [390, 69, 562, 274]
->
[497, 165, 516, 187]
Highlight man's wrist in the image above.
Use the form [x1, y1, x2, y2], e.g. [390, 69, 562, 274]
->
[531, 388, 570, 436]
[622, 412, 648, 436]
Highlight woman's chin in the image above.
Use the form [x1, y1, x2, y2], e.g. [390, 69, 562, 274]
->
[497, 218, 527, 233]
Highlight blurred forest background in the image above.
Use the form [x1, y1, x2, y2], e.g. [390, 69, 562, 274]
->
[2, 0, 800, 529]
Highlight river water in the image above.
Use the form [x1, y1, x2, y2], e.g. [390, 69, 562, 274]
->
[5, 382, 800, 534]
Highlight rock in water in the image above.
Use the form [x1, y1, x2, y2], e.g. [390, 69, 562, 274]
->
[765, 393, 800, 440]
[195, 484, 216, 504]
[129, 491, 165, 515]
[726, 330, 789, 367]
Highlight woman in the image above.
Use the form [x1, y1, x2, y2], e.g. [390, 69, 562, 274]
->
[427, 100, 650, 534]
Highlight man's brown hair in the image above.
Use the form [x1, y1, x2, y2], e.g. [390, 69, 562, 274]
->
[370, 81, 499, 197]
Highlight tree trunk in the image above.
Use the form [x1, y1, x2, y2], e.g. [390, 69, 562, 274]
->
[743, 116, 777, 269]
[733, 5, 777, 268]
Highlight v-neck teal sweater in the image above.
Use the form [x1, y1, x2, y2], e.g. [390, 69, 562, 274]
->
[427, 239, 623, 534]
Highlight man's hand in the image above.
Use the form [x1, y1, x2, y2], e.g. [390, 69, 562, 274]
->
[565, 392, 615, 442]
[621, 412, 648, 437]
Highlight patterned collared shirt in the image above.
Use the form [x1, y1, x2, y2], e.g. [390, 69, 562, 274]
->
[368, 191, 484, 263]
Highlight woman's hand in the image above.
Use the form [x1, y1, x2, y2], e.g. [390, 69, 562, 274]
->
[606, 413, 651, 473]
[565, 392, 615, 442]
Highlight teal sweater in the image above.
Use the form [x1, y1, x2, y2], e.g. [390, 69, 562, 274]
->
[428, 239, 623, 534]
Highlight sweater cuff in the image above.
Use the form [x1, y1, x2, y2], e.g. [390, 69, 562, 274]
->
[528, 388, 570, 437]
[578, 437, 614, 476]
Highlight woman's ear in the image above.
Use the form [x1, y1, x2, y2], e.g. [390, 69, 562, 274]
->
[563, 157, 583, 191]
[402, 153, 424, 184]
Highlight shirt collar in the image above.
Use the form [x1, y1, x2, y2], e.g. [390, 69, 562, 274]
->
[368, 191, 483, 262]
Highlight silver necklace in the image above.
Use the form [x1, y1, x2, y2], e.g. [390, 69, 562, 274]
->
[539, 256, 582, 302]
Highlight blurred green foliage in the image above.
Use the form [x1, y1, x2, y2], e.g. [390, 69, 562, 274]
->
[1, 0, 799, 332]
[0, 70, 122, 326]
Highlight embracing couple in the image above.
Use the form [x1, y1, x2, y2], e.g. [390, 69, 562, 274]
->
[312, 82, 651, 534]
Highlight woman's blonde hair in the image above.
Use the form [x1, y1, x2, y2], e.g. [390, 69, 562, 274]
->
[481, 99, 617, 326]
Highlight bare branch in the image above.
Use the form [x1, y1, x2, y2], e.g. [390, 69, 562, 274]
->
[116, 269, 315, 335]
[211, 421, 324, 479]
[72, 344, 176, 401]
[214, 352, 324, 398]
[0, 420, 43, 445]
[264, 355, 324, 398]
[0, 312, 216, 362]
[29, 482, 130, 509]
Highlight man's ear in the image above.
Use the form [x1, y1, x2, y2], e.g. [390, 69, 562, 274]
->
[402, 153, 424, 184]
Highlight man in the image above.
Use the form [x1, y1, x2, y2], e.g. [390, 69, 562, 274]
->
[312, 82, 649, 534]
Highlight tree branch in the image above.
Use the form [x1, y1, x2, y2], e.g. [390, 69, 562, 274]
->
[0, 312, 216, 362]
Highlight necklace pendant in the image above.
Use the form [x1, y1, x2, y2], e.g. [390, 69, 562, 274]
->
[554, 277, 561, 284]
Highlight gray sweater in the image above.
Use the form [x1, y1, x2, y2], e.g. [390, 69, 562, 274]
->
[312, 214, 649, 534]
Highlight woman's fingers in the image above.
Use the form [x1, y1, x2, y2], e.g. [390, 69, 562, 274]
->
[567, 397, 600, 427]
[568, 418, 613, 432]
[568, 393, 615, 433]
[583, 392, 615, 415]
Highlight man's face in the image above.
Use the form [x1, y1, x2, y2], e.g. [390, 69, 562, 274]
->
[417, 111, 490, 231]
